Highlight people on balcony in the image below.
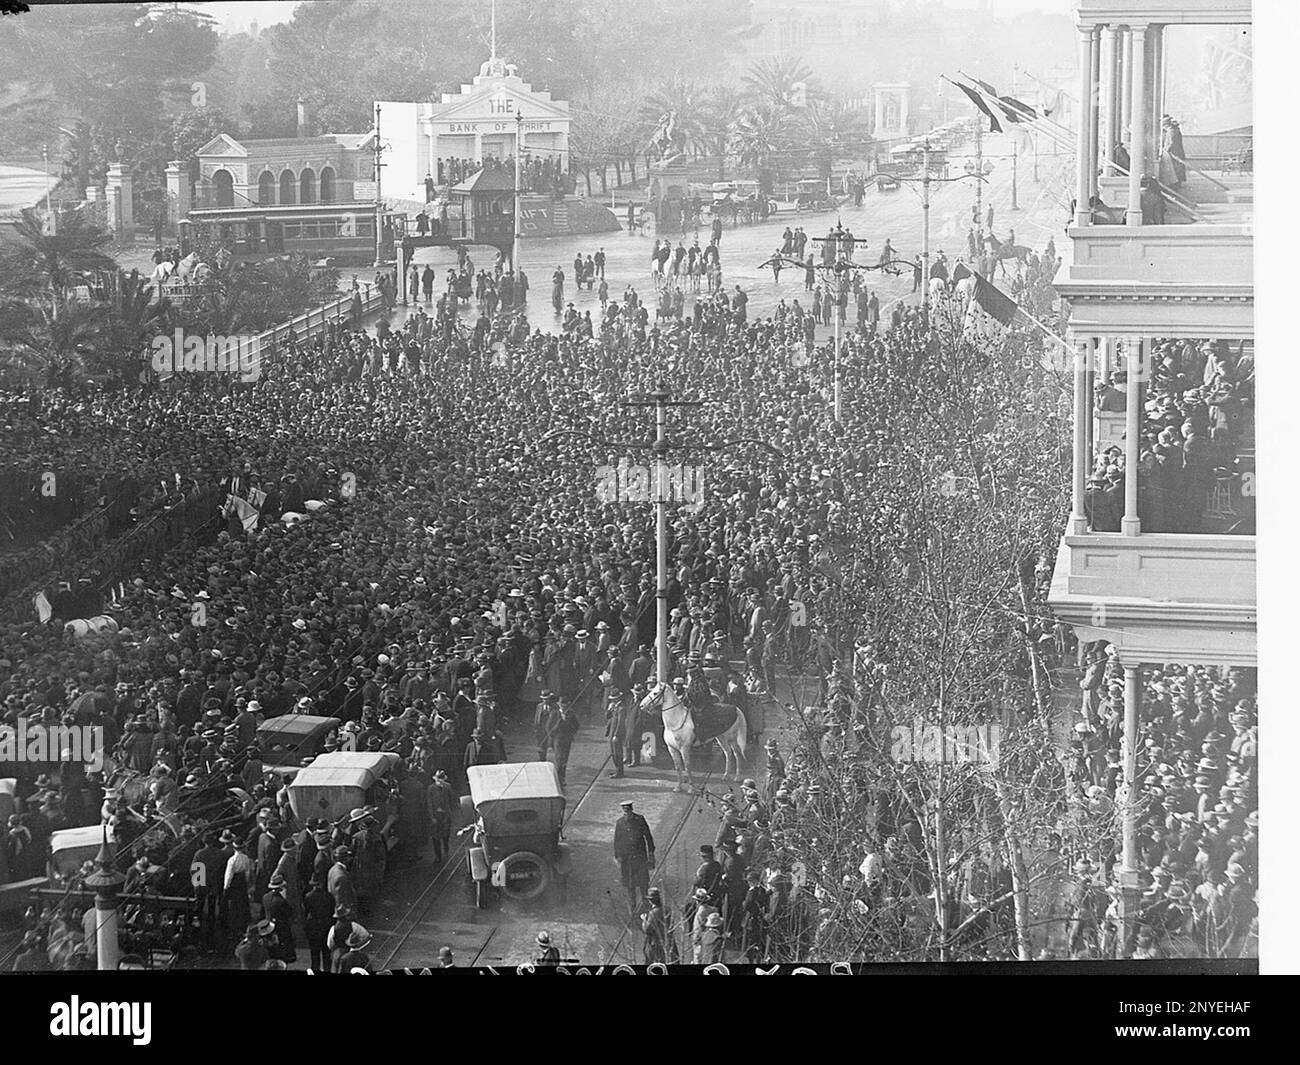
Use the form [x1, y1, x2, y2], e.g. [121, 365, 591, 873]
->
[1088, 339, 1255, 535]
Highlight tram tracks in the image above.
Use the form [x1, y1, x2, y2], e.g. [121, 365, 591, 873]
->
[370, 743, 616, 971]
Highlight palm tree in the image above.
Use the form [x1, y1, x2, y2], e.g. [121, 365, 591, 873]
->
[802, 99, 872, 183]
[638, 77, 709, 160]
[0, 299, 107, 384]
[0, 206, 117, 319]
[701, 85, 745, 180]
[98, 271, 170, 379]
[733, 103, 795, 196]
[743, 55, 823, 113]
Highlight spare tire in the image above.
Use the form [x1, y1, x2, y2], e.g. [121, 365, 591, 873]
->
[495, 850, 551, 901]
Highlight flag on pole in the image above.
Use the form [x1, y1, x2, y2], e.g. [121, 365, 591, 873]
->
[970, 273, 1019, 326]
[996, 95, 1038, 123]
[956, 81, 1004, 133]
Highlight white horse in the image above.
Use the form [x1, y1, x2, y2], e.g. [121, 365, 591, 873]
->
[638, 683, 748, 791]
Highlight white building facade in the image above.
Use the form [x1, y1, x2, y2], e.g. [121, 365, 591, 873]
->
[379, 56, 571, 206]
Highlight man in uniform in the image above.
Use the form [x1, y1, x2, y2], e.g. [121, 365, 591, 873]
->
[613, 798, 656, 911]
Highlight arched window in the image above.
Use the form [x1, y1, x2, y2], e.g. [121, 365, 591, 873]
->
[279, 169, 296, 205]
[300, 168, 317, 205]
[258, 171, 276, 205]
[319, 166, 336, 203]
[213, 169, 234, 208]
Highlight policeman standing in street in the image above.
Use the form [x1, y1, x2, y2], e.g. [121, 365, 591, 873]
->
[613, 799, 656, 911]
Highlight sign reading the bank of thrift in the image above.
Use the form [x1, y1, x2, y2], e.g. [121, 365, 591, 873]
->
[595, 459, 704, 513]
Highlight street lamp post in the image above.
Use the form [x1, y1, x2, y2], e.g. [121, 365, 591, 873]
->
[83, 829, 125, 971]
[373, 103, 384, 267]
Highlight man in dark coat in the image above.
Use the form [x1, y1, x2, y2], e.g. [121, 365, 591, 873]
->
[235, 921, 271, 970]
[613, 799, 655, 910]
[693, 844, 725, 907]
[720, 838, 749, 940]
[261, 873, 296, 963]
[425, 769, 455, 865]
[303, 876, 335, 972]
[605, 687, 635, 779]
[547, 703, 580, 787]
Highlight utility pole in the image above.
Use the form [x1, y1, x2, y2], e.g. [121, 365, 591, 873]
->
[832, 227, 843, 423]
[621, 385, 704, 684]
[373, 103, 384, 267]
[921, 142, 931, 310]
[1011, 138, 1019, 210]
[42, 143, 56, 236]
[514, 110, 524, 296]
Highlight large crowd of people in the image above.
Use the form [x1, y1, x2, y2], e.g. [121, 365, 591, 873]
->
[0, 208, 1257, 967]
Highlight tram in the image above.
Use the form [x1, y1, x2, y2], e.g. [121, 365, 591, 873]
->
[181, 203, 402, 265]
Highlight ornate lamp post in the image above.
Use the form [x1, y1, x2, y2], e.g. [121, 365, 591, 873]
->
[82, 828, 126, 971]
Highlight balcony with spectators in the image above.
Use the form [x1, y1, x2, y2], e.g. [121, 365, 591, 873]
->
[1057, 8, 1252, 334]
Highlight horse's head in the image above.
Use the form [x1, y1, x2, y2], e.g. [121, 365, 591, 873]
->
[638, 683, 664, 713]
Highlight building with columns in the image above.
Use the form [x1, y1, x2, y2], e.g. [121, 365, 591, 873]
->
[1047, 0, 1254, 951]
[378, 55, 570, 206]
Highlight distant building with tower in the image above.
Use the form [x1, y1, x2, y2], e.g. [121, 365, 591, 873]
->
[378, 55, 571, 206]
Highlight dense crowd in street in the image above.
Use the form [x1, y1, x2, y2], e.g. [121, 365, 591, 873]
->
[0, 216, 1259, 967]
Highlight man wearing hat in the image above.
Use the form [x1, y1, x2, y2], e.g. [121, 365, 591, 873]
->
[262, 872, 297, 963]
[425, 769, 456, 865]
[192, 831, 229, 949]
[327, 847, 357, 915]
[533, 929, 561, 966]
[303, 874, 335, 972]
[693, 844, 725, 908]
[339, 926, 374, 973]
[235, 921, 272, 970]
[763, 739, 786, 804]
[694, 911, 725, 965]
[640, 886, 678, 964]
[534, 689, 558, 762]
[546, 701, 580, 787]
[613, 799, 656, 911]
[604, 681, 637, 779]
